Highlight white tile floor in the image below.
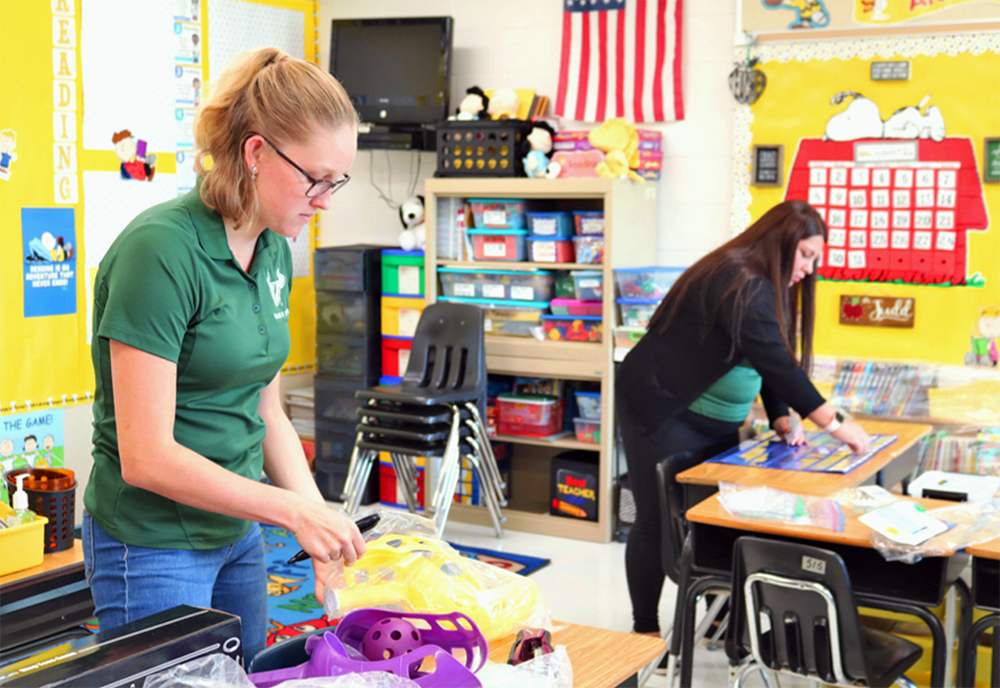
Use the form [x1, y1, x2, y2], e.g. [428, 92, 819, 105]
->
[439, 518, 811, 688]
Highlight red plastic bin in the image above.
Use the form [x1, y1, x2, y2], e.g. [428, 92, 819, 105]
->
[496, 394, 565, 437]
[381, 336, 413, 377]
[468, 229, 528, 261]
[526, 237, 574, 263]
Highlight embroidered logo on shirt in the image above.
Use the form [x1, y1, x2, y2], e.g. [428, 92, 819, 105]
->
[266, 268, 286, 308]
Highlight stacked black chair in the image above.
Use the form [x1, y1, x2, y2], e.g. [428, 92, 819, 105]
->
[959, 545, 999, 688]
[341, 302, 507, 537]
[726, 536, 922, 688]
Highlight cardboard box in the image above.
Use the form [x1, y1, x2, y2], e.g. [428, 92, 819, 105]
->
[0, 606, 241, 687]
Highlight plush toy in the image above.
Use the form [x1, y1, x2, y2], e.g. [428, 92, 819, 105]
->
[588, 118, 644, 183]
[398, 195, 426, 251]
[453, 86, 489, 121]
[522, 121, 562, 179]
[487, 88, 520, 120]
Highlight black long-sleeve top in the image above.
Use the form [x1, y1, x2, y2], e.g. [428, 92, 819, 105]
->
[616, 268, 826, 435]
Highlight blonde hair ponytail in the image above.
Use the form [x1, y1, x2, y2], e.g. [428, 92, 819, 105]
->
[193, 47, 357, 229]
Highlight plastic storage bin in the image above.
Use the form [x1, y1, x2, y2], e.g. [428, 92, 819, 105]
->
[314, 376, 372, 423]
[468, 229, 528, 261]
[570, 270, 603, 300]
[496, 394, 565, 437]
[382, 336, 413, 378]
[314, 245, 382, 292]
[572, 236, 604, 264]
[573, 417, 602, 444]
[526, 237, 574, 263]
[381, 249, 425, 296]
[617, 297, 661, 328]
[316, 419, 358, 462]
[550, 298, 602, 316]
[572, 211, 605, 236]
[0, 501, 48, 575]
[541, 315, 603, 342]
[381, 294, 425, 338]
[435, 120, 533, 178]
[316, 290, 378, 335]
[614, 326, 645, 349]
[574, 391, 602, 420]
[438, 268, 554, 303]
[317, 333, 379, 379]
[469, 198, 527, 229]
[615, 266, 685, 299]
[440, 296, 548, 337]
[525, 211, 573, 238]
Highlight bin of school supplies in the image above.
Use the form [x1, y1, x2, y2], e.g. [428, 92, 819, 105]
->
[317, 333, 380, 379]
[382, 336, 413, 378]
[525, 211, 573, 238]
[316, 290, 379, 335]
[440, 296, 547, 337]
[572, 210, 604, 236]
[526, 237, 574, 263]
[468, 229, 528, 261]
[314, 245, 382, 292]
[550, 451, 599, 521]
[5, 468, 76, 553]
[574, 391, 602, 420]
[497, 394, 564, 437]
[617, 297, 661, 328]
[381, 249, 425, 296]
[541, 314, 603, 342]
[572, 235, 604, 264]
[469, 198, 527, 229]
[570, 270, 603, 300]
[615, 266, 685, 299]
[314, 376, 370, 423]
[0, 501, 47, 575]
[438, 268, 554, 303]
[316, 419, 358, 463]
[573, 417, 602, 444]
[554, 273, 577, 299]
[381, 294, 426, 338]
[550, 298, 602, 317]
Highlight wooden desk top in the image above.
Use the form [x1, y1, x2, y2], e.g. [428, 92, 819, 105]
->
[487, 621, 665, 688]
[677, 419, 932, 496]
[0, 540, 84, 588]
[686, 493, 958, 551]
[967, 537, 1000, 560]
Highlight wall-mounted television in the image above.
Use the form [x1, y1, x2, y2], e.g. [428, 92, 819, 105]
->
[330, 16, 453, 149]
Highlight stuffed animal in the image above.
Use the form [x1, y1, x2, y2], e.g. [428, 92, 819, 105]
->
[522, 121, 562, 179]
[487, 88, 520, 120]
[398, 195, 426, 251]
[588, 118, 644, 183]
[454, 86, 489, 121]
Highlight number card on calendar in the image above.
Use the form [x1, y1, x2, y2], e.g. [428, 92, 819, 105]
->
[784, 138, 988, 285]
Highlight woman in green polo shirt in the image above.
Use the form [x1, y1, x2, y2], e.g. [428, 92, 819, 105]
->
[83, 47, 365, 663]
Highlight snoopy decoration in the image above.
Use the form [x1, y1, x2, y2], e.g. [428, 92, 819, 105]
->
[398, 195, 426, 252]
[823, 92, 945, 143]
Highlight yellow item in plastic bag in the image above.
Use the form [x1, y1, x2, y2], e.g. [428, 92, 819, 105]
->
[324, 524, 547, 641]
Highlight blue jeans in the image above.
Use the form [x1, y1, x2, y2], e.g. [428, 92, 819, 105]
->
[83, 512, 267, 664]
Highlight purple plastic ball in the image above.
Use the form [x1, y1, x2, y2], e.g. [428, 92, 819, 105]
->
[361, 617, 424, 662]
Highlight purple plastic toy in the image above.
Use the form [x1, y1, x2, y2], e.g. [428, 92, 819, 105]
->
[247, 609, 489, 688]
[362, 617, 424, 661]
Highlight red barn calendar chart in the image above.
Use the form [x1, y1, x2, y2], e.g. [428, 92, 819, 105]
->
[785, 138, 988, 285]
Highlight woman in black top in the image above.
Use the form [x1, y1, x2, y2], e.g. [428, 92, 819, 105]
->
[616, 199, 870, 638]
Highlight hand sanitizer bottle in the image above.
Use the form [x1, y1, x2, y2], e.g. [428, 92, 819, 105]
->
[7, 475, 37, 527]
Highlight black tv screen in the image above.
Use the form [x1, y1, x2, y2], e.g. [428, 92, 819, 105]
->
[330, 17, 453, 126]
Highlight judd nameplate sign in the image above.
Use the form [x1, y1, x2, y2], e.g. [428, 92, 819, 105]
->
[839, 295, 915, 328]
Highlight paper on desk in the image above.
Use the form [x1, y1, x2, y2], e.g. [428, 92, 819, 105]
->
[859, 501, 949, 547]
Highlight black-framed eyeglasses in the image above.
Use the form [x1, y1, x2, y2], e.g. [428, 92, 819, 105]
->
[256, 134, 350, 198]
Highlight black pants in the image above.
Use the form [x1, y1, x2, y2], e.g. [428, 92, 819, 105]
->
[619, 408, 742, 633]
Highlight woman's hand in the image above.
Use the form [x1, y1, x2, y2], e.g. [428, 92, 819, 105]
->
[291, 499, 367, 568]
[772, 416, 806, 446]
[831, 419, 870, 455]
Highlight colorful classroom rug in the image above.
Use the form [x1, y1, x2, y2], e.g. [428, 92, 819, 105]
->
[261, 524, 550, 646]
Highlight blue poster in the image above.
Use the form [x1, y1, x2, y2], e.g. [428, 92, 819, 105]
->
[1, 408, 65, 504]
[22, 208, 76, 318]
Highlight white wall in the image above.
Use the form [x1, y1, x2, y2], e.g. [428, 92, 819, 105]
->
[318, 0, 739, 267]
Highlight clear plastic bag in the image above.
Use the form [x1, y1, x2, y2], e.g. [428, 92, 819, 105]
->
[718, 482, 846, 532]
[476, 645, 573, 688]
[324, 508, 550, 641]
[870, 497, 1000, 564]
[144, 653, 422, 688]
[831, 485, 898, 515]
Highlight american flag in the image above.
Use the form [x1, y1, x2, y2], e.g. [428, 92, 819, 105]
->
[556, 0, 684, 123]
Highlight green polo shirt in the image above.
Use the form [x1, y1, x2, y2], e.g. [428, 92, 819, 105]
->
[85, 185, 292, 550]
[688, 359, 762, 423]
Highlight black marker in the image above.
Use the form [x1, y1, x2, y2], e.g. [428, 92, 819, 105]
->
[286, 513, 381, 565]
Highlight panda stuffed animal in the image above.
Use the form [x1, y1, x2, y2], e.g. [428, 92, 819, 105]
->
[398, 195, 426, 251]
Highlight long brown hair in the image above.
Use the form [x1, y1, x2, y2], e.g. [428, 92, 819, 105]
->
[647, 200, 827, 372]
[193, 47, 358, 229]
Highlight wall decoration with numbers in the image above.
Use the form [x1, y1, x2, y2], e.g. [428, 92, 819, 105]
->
[785, 138, 988, 285]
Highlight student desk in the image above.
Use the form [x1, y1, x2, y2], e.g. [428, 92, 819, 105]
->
[676, 419, 932, 499]
[487, 622, 666, 688]
[961, 536, 999, 688]
[0, 541, 94, 657]
[685, 493, 967, 687]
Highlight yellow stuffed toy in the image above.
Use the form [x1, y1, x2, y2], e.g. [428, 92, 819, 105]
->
[588, 117, 644, 183]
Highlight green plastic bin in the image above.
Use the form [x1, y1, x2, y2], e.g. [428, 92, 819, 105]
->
[381, 249, 425, 296]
